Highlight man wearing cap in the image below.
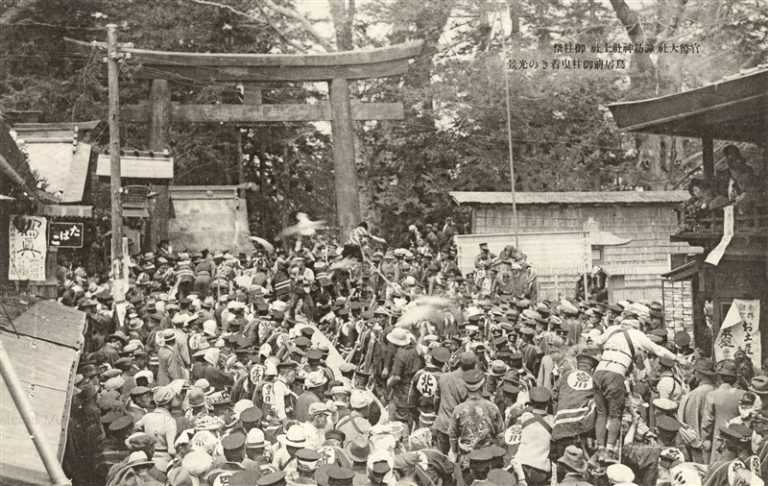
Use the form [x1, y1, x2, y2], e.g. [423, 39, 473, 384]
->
[99, 414, 134, 481]
[306, 348, 335, 389]
[592, 317, 678, 461]
[337, 390, 373, 447]
[302, 402, 333, 449]
[656, 356, 685, 403]
[135, 386, 178, 471]
[206, 433, 247, 485]
[701, 360, 745, 464]
[157, 329, 187, 386]
[676, 357, 717, 463]
[126, 386, 153, 423]
[286, 448, 321, 486]
[433, 351, 473, 454]
[551, 351, 598, 457]
[408, 346, 449, 419]
[511, 387, 554, 486]
[556, 445, 592, 486]
[242, 428, 277, 475]
[386, 328, 423, 428]
[271, 360, 298, 423]
[474, 243, 496, 273]
[703, 424, 760, 486]
[448, 369, 504, 469]
[295, 370, 327, 423]
[622, 414, 686, 486]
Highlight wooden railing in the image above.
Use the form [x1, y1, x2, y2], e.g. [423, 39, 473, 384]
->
[678, 199, 768, 238]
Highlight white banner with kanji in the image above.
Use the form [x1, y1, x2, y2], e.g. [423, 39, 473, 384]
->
[714, 299, 761, 369]
[8, 215, 47, 281]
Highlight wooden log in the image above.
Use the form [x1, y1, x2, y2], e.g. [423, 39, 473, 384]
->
[106, 25, 123, 269]
[129, 60, 413, 82]
[65, 37, 423, 81]
[702, 135, 713, 181]
[148, 79, 171, 249]
[121, 102, 405, 123]
[66, 37, 423, 67]
[329, 77, 360, 241]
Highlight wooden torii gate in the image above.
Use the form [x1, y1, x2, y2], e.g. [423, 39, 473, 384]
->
[67, 38, 423, 242]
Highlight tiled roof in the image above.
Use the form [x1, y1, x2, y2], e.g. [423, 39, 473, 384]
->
[450, 191, 690, 206]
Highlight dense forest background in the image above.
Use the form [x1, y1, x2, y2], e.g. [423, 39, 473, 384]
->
[1, 0, 767, 245]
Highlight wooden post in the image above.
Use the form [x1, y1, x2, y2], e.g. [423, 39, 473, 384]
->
[238, 83, 263, 200]
[329, 77, 360, 240]
[236, 129, 245, 198]
[106, 24, 123, 270]
[148, 79, 170, 249]
[702, 134, 714, 181]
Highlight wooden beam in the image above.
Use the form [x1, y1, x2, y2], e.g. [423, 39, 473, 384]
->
[121, 102, 405, 123]
[130, 60, 413, 82]
[702, 134, 714, 181]
[66, 37, 422, 67]
[65, 37, 423, 82]
[148, 79, 171, 249]
[12, 120, 101, 132]
[329, 77, 360, 239]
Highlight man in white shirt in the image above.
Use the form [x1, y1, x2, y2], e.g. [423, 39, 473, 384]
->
[592, 318, 677, 461]
[512, 387, 555, 486]
[272, 360, 298, 423]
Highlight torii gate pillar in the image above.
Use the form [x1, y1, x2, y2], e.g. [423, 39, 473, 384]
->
[329, 77, 360, 238]
[65, 38, 424, 240]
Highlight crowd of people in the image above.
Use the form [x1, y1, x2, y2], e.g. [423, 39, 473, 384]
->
[57, 220, 768, 486]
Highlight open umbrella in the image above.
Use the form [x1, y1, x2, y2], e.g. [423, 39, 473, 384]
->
[249, 236, 274, 254]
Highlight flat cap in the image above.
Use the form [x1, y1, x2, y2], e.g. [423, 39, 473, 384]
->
[468, 447, 494, 464]
[221, 432, 246, 451]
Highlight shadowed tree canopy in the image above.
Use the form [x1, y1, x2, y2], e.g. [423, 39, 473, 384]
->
[1, 0, 766, 242]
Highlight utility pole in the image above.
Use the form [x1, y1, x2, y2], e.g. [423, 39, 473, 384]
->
[106, 24, 124, 293]
[501, 3, 520, 249]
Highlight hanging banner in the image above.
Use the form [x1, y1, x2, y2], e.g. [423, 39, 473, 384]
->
[714, 299, 761, 369]
[705, 205, 734, 265]
[8, 215, 48, 281]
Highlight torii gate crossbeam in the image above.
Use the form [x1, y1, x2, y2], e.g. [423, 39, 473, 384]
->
[66, 38, 424, 240]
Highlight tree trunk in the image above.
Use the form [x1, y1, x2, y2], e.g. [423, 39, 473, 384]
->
[610, 0, 689, 189]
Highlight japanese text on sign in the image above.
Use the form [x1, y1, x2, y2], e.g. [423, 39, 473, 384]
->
[714, 299, 761, 369]
[8, 215, 47, 281]
[552, 41, 702, 55]
[49, 222, 84, 248]
[508, 58, 626, 71]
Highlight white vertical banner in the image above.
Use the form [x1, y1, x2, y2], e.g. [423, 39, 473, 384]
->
[714, 299, 761, 369]
[705, 205, 734, 265]
[8, 215, 48, 281]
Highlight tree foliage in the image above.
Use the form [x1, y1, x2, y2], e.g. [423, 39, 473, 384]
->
[1, 0, 765, 243]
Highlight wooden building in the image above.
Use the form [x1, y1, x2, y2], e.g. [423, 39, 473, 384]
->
[451, 191, 700, 303]
[609, 66, 768, 358]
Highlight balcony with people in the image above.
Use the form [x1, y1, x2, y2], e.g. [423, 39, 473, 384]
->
[609, 66, 768, 249]
[677, 145, 768, 241]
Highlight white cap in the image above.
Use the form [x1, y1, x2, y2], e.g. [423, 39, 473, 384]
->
[104, 375, 125, 391]
[203, 320, 217, 337]
[246, 428, 265, 448]
[135, 369, 154, 385]
[350, 389, 372, 409]
[203, 348, 220, 367]
[606, 464, 635, 483]
[233, 399, 254, 417]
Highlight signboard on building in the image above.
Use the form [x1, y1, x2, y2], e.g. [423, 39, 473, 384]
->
[8, 215, 47, 281]
[714, 299, 761, 369]
[48, 222, 84, 248]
